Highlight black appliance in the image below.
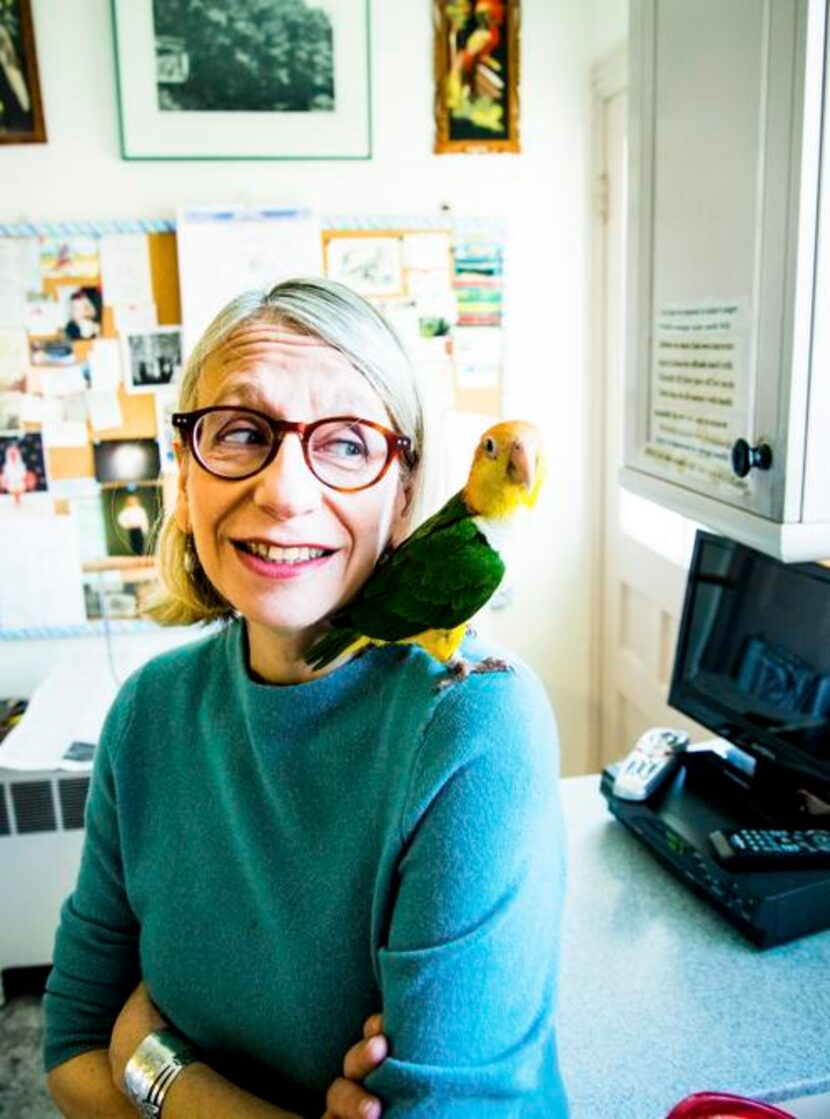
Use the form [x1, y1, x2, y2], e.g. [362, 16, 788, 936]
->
[601, 530, 830, 947]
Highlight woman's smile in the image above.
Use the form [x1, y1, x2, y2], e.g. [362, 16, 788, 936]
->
[231, 537, 339, 579]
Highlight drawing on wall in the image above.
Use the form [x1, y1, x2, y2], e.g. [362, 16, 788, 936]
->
[0, 0, 46, 144]
[112, 0, 371, 158]
[325, 236, 404, 297]
[433, 0, 520, 154]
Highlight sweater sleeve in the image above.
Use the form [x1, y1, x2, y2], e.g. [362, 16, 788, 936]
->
[43, 671, 143, 1072]
[364, 666, 569, 1118]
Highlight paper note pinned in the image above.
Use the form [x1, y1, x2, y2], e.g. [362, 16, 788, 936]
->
[86, 390, 124, 431]
[39, 365, 88, 397]
[42, 420, 89, 448]
[88, 338, 123, 391]
[100, 233, 154, 306]
[113, 301, 158, 336]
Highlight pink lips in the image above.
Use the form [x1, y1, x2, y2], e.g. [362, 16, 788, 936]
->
[233, 542, 335, 580]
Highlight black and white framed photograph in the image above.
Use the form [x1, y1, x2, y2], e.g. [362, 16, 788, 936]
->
[111, 0, 371, 159]
[122, 326, 182, 394]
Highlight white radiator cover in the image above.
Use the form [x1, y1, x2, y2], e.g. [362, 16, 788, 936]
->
[0, 767, 88, 1003]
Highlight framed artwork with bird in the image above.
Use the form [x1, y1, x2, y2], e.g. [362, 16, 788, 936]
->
[433, 0, 520, 154]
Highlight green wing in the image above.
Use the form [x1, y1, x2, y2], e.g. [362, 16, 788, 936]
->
[329, 490, 506, 641]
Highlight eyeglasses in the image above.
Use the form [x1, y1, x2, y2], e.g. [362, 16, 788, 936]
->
[172, 406, 413, 492]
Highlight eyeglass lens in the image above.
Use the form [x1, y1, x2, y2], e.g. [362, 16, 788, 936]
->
[193, 411, 391, 487]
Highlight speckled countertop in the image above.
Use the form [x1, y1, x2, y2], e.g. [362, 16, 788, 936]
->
[556, 775, 830, 1119]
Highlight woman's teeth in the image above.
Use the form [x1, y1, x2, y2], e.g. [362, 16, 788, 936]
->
[242, 541, 329, 564]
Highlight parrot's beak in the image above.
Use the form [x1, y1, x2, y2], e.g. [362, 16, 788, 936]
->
[507, 438, 534, 494]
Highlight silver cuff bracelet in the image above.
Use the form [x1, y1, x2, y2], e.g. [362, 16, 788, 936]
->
[122, 1028, 197, 1118]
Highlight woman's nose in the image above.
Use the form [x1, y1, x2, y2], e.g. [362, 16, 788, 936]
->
[250, 433, 321, 519]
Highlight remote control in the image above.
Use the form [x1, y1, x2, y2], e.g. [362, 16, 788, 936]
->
[709, 828, 830, 870]
[612, 727, 690, 801]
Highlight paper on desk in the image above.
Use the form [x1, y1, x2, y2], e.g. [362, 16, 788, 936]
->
[0, 662, 116, 771]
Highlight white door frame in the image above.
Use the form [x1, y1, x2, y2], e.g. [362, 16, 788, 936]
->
[589, 46, 628, 774]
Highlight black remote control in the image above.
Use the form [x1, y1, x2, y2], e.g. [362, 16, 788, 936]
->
[709, 828, 830, 870]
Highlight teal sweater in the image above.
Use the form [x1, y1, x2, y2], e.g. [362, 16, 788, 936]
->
[44, 620, 569, 1117]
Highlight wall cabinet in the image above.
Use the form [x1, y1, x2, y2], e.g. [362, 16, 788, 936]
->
[624, 0, 830, 561]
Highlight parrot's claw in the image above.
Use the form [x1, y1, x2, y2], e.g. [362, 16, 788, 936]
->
[435, 655, 514, 690]
[475, 656, 514, 676]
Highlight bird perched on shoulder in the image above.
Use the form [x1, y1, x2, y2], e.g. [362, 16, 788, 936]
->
[304, 420, 546, 683]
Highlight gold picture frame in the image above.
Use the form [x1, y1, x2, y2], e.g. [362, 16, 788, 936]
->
[433, 0, 520, 154]
[0, 0, 47, 145]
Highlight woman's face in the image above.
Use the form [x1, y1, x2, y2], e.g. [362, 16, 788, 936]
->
[176, 322, 408, 642]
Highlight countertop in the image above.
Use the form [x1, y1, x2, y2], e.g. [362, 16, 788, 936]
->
[556, 775, 830, 1118]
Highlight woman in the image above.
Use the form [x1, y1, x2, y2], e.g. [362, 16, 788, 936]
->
[44, 278, 569, 1118]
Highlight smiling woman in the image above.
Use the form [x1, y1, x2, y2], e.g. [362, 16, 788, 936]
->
[42, 278, 569, 1119]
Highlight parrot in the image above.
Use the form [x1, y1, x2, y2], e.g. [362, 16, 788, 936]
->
[304, 419, 546, 683]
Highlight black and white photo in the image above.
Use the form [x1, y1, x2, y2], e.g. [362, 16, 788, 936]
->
[122, 327, 182, 393]
[152, 0, 335, 114]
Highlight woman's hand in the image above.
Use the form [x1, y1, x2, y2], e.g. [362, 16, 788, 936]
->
[108, 979, 169, 1089]
[322, 1013, 388, 1119]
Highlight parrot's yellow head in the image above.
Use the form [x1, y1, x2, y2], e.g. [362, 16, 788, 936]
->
[463, 420, 547, 519]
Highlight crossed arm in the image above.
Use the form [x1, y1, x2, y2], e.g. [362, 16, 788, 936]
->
[47, 981, 388, 1119]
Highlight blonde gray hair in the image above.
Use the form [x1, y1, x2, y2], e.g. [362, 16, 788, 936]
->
[146, 277, 426, 627]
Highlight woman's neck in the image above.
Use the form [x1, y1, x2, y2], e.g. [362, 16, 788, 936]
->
[244, 619, 337, 685]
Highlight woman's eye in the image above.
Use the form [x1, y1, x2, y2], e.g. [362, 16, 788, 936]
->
[217, 425, 266, 445]
[320, 436, 368, 459]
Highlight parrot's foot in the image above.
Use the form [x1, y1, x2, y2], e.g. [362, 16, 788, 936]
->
[477, 656, 514, 674]
[435, 655, 514, 690]
[465, 624, 477, 639]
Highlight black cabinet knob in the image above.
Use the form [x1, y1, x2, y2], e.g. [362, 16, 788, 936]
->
[731, 438, 773, 478]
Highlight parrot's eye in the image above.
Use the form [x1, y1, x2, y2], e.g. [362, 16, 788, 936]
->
[482, 436, 498, 458]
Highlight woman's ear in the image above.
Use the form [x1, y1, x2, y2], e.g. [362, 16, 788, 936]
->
[174, 445, 191, 534]
[389, 476, 412, 547]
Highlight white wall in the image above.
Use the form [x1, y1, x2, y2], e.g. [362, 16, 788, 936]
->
[593, 0, 628, 60]
[0, 0, 602, 774]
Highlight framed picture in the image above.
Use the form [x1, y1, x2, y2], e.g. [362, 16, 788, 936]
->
[0, 0, 47, 144]
[111, 0, 372, 160]
[433, 0, 520, 154]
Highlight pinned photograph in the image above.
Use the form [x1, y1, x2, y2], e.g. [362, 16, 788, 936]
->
[100, 483, 163, 557]
[61, 285, 103, 342]
[0, 432, 48, 502]
[122, 327, 182, 393]
[93, 438, 161, 485]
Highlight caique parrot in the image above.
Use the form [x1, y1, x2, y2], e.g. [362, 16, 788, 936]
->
[304, 420, 546, 682]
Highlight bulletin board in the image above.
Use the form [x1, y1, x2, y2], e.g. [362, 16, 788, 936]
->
[0, 214, 507, 639]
